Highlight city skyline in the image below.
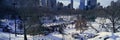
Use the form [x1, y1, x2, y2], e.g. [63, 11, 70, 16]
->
[57, 0, 117, 9]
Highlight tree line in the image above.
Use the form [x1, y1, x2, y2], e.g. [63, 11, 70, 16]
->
[0, 1, 120, 40]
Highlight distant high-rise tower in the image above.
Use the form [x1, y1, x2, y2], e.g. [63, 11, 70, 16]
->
[41, 0, 47, 7]
[79, 0, 85, 10]
[87, 0, 97, 9]
[47, 0, 57, 9]
[40, 0, 57, 9]
[70, 0, 73, 9]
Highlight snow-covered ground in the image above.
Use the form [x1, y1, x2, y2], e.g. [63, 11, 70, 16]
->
[88, 32, 120, 40]
[1, 32, 120, 40]
[0, 32, 32, 40]
[0, 32, 74, 40]
[1, 16, 120, 40]
[33, 32, 63, 40]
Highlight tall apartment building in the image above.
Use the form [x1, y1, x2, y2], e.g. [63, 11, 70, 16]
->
[40, 0, 47, 7]
[70, 0, 73, 9]
[79, 0, 86, 10]
[79, 0, 97, 10]
[86, 0, 97, 9]
[48, 0, 57, 9]
[40, 0, 57, 9]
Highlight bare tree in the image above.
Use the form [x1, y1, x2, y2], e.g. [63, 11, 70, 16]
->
[75, 15, 88, 33]
[96, 1, 120, 33]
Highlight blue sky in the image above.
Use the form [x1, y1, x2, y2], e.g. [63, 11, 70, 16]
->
[57, 0, 117, 9]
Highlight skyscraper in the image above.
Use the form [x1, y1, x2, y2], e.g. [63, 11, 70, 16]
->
[79, 0, 85, 10]
[40, 0, 57, 9]
[41, 0, 47, 7]
[87, 0, 97, 9]
[47, 0, 57, 8]
[70, 0, 73, 9]
[50, 0, 57, 8]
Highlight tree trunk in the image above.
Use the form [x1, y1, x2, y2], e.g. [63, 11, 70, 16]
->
[112, 21, 116, 33]
[23, 21, 27, 40]
[15, 18, 17, 37]
[24, 27, 27, 40]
